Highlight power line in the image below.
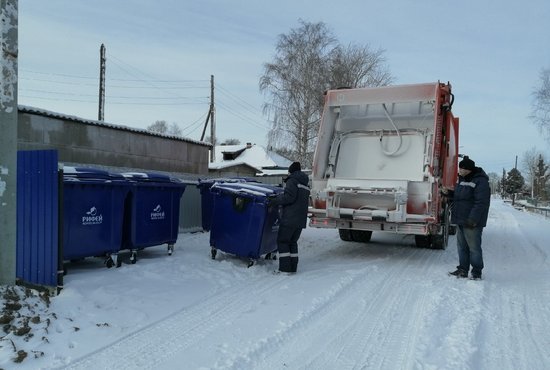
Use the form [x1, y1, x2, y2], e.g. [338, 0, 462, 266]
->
[217, 83, 263, 114]
[216, 100, 270, 131]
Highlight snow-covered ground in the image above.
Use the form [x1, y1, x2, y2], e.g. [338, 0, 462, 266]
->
[1, 198, 549, 370]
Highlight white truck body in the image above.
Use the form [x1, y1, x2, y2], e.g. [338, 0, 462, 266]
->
[309, 82, 459, 248]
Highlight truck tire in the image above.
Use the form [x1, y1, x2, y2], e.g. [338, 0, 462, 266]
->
[414, 235, 431, 248]
[431, 233, 447, 250]
[351, 230, 372, 243]
[339, 229, 353, 241]
[415, 231, 448, 250]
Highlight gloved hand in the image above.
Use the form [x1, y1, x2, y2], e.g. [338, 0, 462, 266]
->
[464, 219, 477, 228]
[266, 194, 278, 205]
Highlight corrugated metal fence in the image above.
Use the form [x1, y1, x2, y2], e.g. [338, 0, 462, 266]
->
[16, 150, 61, 291]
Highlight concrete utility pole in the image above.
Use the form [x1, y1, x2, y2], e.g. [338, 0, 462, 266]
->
[98, 43, 106, 121]
[0, 0, 18, 285]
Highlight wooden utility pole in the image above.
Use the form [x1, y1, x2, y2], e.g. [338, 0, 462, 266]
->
[0, 0, 18, 285]
[200, 75, 216, 162]
[210, 74, 216, 162]
[98, 43, 106, 121]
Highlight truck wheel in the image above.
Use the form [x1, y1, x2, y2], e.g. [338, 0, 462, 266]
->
[351, 230, 372, 243]
[431, 234, 447, 250]
[449, 225, 457, 236]
[415, 235, 430, 248]
[433, 203, 451, 249]
[339, 229, 353, 241]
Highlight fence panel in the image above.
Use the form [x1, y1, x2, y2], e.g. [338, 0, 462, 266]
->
[16, 150, 60, 290]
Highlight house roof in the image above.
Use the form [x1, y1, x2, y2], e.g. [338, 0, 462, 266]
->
[209, 144, 292, 176]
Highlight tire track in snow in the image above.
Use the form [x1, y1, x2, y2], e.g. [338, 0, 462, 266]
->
[215, 247, 439, 369]
[57, 276, 282, 370]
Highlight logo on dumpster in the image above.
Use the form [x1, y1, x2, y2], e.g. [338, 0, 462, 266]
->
[82, 206, 103, 225]
[151, 204, 165, 220]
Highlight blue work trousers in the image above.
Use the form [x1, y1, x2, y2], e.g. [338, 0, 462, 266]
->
[456, 226, 484, 276]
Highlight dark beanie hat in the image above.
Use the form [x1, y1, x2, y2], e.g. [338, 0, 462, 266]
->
[288, 161, 301, 173]
[459, 156, 476, 171]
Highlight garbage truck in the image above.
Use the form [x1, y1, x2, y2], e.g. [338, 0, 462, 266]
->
[308, 82, 459, 249]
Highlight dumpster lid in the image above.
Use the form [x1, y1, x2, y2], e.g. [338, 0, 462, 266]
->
[211, 182, 282, 197]
[63, 166, 123, 181]
[198, 177, 260, 188]
[122, 172, 181, 183]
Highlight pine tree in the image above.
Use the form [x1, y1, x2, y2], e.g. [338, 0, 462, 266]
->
[504, 168, 525, 205]
[534, 155, 549, 201]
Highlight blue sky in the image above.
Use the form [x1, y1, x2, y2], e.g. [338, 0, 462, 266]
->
[17, 0, 550, 174]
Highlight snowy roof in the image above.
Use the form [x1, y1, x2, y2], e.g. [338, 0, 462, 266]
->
[18, 105, 212, 148]
[210, 144, 292, 176]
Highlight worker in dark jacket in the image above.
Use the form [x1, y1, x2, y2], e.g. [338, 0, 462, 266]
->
[269, 161, 310, 273]
[444, 156, 491, 280]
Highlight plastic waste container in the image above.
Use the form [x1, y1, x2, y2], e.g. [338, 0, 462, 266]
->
[209, 182, 283, 266]
[122, 172, 186, 263]
[62, 167, 129, 268]
[197, 177, 259, 231]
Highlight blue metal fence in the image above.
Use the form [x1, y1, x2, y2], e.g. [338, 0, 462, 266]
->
[16, 150, 60, 290]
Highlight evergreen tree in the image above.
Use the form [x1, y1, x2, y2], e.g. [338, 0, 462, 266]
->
[534, 155, 549, 201]
[504, 168, 525, 205]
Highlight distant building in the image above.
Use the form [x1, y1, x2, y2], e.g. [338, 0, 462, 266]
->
[208, 143, 292, 182]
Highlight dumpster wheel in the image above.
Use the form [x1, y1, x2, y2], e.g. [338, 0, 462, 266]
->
[168, 244, 174, 256]
[247, 259, 254, 268]
[130, 250, 138, 264]
[211, 247, 217, 260]
[265, 253, 277, 260]
[105, 254, 119, 269]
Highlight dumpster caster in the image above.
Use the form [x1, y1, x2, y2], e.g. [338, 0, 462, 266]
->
[111, 254, 122, 268]
[211, 247, 217, 260]
[105, 256, 114, 268]
[168, 244, 174, 256]
[265, 253, 277, 260]
[247, 259, 254, 268]
[130, 250, 138, 264]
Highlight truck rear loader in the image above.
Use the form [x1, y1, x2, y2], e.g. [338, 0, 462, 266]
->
[308, 82, 459, 249]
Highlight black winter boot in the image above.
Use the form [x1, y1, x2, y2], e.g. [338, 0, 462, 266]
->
[448, 269, 468, 278]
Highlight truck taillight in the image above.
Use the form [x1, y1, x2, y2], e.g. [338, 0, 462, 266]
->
[314, 199, 327, 209]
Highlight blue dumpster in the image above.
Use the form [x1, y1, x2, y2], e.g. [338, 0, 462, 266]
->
[62, 167, 129, 268]
[198, 177, 259, 231]
[122, 172, 186, 263]
[209, 182, 283, 266]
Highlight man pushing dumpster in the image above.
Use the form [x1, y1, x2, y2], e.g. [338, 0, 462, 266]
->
[269, 161, 310, 274]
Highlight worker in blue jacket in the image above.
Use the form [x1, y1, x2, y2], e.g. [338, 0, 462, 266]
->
[444, 156, 491, 280]
[269, 161, 310, 274]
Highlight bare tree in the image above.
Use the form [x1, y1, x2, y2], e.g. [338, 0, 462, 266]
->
[222, 138, 241, 145]
[530, 68, 550, 142]
[260, 20, 392, 167]
[487, 172, 500, 194]
[147, 120, 182, 136]
[168, 122, 182, 137]
[522, 147, 540, 197]
[260, 20, 334, 166]
[329, 43, 393, 89]
[147, 120, 168, 134]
